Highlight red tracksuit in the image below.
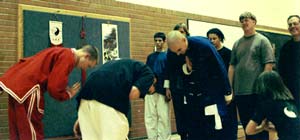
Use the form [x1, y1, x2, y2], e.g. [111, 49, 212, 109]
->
[0, 47, 76, 140]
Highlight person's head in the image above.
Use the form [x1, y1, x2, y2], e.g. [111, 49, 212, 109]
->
[129, 75, 156, 100]
[206, 28, 225, 49]
[287, 15, 300, 38]
[167, 31, 188, 56]
[153, 32, 166, 51]
[239, 12, 257, 34]
[173, 23, 190, 37]
[253, 71, 294, 101]
[75, 44, 99, 70]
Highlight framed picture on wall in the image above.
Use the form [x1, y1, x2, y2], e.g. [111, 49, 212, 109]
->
[102, 23, 119, 63]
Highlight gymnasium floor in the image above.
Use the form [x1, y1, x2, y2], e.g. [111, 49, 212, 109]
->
[143, 125, 246, 140]
[142, 125, 278, 140]
[46, 125, 278, 140]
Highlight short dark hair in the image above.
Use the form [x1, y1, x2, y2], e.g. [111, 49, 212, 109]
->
[252, 71, 294, 101]
[173, 23, 190, 37]
[287, 15, 300, 22]
[239, 12, 257, 23]
[206, 28, 225, 43]
[80, 44, 99, 64]
[154, 32, 166, 41]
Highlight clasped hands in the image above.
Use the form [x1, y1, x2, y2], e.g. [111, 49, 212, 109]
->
[67, 82, 81, 98]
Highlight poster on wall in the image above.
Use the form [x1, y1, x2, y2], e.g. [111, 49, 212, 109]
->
[49, 21, 63, 45]
[102, 23, 119, 63]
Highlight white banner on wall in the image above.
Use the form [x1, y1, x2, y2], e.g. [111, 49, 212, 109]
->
[188, 19, 244, 50]
[102, 23, 119, 64]
[49, 21, 63, 45]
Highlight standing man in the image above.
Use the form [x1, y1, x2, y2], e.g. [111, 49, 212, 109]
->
[278, 15, 300, 111]
[167, 31, 232, 140]
[74, 59, 155, 140]
[145, 32, 171, 140]
[0, 45, 99, 140]
[228, 12, 275, 140]
[207, 28, 237, 140]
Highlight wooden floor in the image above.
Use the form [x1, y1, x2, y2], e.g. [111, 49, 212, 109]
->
[45, 125, 278, 140]
[147, 125, 278, 140]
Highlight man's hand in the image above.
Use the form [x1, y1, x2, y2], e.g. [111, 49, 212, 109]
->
[67, 82, 81, 98]
[73, 119, 81, 139]
[129, 86, 141, 100]
[147, 78, 157, 95]
[165, 88, 172, 102]
[264, 121, 276, 132]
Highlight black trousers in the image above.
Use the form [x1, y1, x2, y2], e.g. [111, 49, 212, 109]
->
[235, 94, 269, 140]
[222, 100, 238, 140]
[171, 92, 189, 140]
[186, 95, 214, 140]
[185, 93, 229, 140]
[173, 91, 238, 140]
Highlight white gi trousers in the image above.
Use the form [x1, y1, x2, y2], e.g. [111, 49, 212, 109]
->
[144, 93, 171, 140]
[78, 99, 129, 140]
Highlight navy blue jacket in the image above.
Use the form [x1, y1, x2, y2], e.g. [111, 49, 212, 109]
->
[185, 36, 231, 115]
[278, 40, 300, 109]
[165, 51, 186, 94]
[146, 51, 167, 95]
[77, 59, 154, 115]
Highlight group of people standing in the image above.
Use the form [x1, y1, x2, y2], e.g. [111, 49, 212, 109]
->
[145, 22, 234, 140]
[1, 11, 300, 140]
[144, 12, 300, 140]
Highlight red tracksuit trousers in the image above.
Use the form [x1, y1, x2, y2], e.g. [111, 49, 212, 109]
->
[8, 95, 43, 140]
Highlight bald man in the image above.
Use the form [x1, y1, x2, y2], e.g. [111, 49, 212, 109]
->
[167, 31, 232, 140]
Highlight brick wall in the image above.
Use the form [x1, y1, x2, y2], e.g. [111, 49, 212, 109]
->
[0, 0, 18, 139]
[0, 0, 246, 139]
[0, 0, 183, 139]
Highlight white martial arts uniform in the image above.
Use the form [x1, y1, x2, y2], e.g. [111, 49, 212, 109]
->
[144, 92, 171, 140]
[78, 99, 129, 140]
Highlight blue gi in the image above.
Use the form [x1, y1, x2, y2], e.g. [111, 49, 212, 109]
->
[165, 51, 189, 140]
[183, 36, 231, 140]
[146, 51, 167, 95]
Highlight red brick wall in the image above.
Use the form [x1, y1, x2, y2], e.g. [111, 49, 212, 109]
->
[9, 1, 296, 140]
[0, 0, 216, 139]
[0, 0, 18, 139]
[0, 0, 287, 140]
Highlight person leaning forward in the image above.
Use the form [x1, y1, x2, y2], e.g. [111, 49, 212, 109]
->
[0, 45, 99, 140]
[73, 58, 156, 140]
[167, 31, 232, 140]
